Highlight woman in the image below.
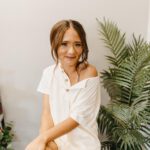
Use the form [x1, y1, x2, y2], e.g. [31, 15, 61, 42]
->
[26, 19, 101, 150]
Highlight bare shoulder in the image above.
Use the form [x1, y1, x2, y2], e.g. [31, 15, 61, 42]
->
[80, 64, 98, 79]
[87, 64, 98, 77]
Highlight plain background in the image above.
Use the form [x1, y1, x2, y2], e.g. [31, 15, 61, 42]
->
[0, 0, 150, 149]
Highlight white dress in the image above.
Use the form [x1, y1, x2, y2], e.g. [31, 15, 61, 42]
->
[37, 63, 101, 150]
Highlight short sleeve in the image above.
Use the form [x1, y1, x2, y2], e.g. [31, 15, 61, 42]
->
[37, 66, 53, 95]
[70, 77, 101, 127]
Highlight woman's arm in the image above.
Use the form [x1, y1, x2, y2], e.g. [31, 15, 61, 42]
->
[25, 117, 79, 150]
[41, 117, 79, 143]
[40, 94, 54, 133]
[40, 94, 58, 150]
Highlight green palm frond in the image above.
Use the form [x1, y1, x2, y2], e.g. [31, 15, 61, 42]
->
[100, 135, 115, 150]
[97, 18, 128, 66]
[115, 128, 145, 150]
[97, 19, 150, 150]
[101, 68, 121, 100]
[97, 106, 116, 135]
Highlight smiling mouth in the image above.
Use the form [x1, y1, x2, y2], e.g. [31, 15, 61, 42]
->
[65, 56, 76, 59]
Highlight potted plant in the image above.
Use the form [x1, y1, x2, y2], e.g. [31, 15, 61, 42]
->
[97, 19, 150, 150]
[0, 122, 14, 150]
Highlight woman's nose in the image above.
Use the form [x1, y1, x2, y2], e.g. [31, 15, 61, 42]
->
[68, 46, 75, 54]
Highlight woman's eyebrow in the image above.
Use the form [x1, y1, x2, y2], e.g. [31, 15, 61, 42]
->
[74, 41, 82, 43]
[62, 40, 81, 43]
[61, 40, 68, 42]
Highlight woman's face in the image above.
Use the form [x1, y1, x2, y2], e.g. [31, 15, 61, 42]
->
[57, 27, 83, 67]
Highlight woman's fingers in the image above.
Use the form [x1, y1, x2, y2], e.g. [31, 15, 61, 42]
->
[45, 142, 52, 150]
[47, 141, 58, 150]
[45, 146, 52, 150]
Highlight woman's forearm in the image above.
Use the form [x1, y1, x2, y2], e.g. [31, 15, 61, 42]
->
[40, 112, 54, 133]
[41, 117, 79, 143]
[40, 94, 58, 150]
[40, 94, 54, 134]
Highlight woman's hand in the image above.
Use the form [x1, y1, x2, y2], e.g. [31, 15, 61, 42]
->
[46, 141, 58, 150]
[25, 135, 46, 150]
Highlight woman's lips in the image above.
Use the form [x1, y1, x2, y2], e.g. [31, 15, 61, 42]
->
[65, 56, 76, 59]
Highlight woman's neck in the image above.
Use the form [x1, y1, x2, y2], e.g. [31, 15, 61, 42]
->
[60, 63, 77, 76]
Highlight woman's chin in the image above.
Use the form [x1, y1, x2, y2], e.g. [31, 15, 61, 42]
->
[63, 60, 78, 66]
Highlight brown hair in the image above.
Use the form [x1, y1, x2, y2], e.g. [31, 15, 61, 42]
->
[50, 19, 89, 68]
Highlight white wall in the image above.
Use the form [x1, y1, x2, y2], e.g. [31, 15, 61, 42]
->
[0, 0, 149, 149]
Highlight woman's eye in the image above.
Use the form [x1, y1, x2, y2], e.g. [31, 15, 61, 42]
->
[75, 43, 82, 47]
[61, 42, 67, 46]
